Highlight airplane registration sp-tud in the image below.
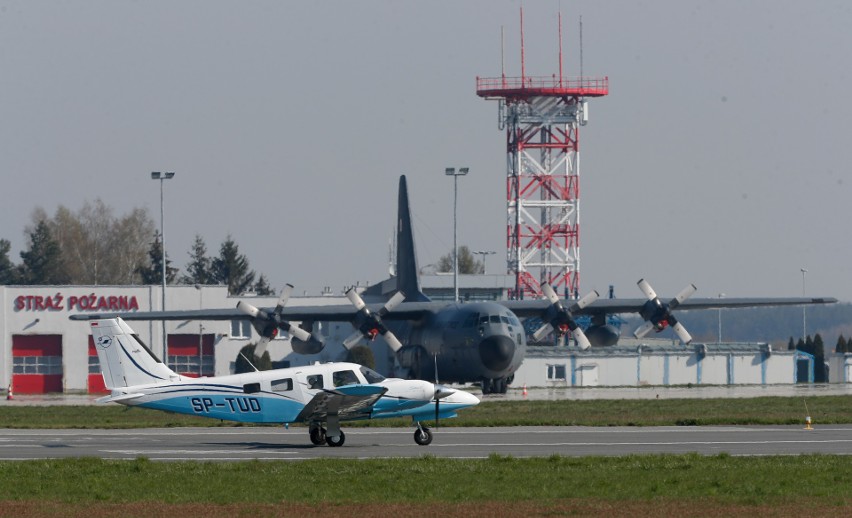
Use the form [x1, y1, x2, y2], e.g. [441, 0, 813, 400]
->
[89, 317, 479, 446]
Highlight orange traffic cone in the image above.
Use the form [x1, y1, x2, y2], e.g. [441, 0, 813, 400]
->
[522, 383, 528, 398]
[6, 381, 12, 401]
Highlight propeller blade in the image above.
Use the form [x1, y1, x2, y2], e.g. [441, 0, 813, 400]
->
[274, 284, 294, 312]
[342, 330, 363, 350]
[637, 279, 657, 301]
[672, 321, 693, 344]
[532, 323, 555, 342]
[669, 283, 697, 310]
[572, 327, 592, 350]
[236, 301, 263, 319]
[572, 290, 600, 311]
[540, 284, 560, 305]
[283, 323, 311, 342]
[634, 321, 655, 339]
[381, 291, 406, 314]
[254, 337, 271, 358]
[381, 330, 404, 352]
[345, 288, 367, 311]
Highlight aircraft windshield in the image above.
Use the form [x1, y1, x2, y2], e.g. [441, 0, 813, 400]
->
[360, 366, 385, 384]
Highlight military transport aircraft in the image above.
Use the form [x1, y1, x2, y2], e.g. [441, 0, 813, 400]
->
[71, 176, 837, 394]
[89, 317, 479, 446]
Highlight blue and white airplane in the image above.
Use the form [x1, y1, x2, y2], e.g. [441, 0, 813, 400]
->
[89, 317, 480, 446]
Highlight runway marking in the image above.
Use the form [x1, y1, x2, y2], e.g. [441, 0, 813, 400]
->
[100, 449, 300, 455]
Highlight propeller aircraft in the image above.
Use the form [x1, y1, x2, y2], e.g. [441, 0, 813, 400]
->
[71, 176, 837, 394]
[88, 317, 479, 446]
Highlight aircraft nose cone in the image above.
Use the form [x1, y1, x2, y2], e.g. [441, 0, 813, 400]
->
[478, 334, 515, 371]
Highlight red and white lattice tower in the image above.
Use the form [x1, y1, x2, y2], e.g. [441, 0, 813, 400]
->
[476, 10, 608, 299]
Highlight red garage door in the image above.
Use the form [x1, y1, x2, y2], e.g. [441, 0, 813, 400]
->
[87, 336, 108, 394]
[168, 334, 215, 378]
[12, 335, 63, 394]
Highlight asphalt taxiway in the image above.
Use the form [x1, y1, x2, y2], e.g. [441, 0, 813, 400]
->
[2, 425, 851, 461]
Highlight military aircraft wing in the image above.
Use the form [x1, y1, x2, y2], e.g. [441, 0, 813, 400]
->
[68, 301, 443, 323]
[501, 296, 837, 318]
[295, 385, 388, 423]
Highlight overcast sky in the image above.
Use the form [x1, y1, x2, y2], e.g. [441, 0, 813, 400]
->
[1, 1, 850, 301]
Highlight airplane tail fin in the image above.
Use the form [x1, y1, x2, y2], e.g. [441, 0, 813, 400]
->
[90, 318, 180, 390]
[397, 175, 430, 302]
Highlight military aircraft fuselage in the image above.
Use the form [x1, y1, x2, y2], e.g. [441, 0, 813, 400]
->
[397, 301, 526, 384]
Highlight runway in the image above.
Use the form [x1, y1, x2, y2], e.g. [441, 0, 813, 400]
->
[2, 425, 851, 461]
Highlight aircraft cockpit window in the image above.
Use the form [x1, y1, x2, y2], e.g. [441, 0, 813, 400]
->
[489, 315, 501, 324]
[271, 378, 293, 392]
[462, 314, 478, 328]
[360, 365, 386, 383]
[333, 370, 359, 387]
[509, 315, 521, 326]
[500, 316, 510, 324]
[307, 374, 324, 390]
[479, 316, 489, 325]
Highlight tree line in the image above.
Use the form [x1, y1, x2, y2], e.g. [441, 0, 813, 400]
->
[0, 199, 274, 295]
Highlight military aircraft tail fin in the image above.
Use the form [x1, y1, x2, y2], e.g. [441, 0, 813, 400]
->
[396, 175, 430, 302]
[90, 318, 180, 390]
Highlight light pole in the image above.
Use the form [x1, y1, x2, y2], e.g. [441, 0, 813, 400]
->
[151, 171, 175, 362]
[472, 250, 496, 275]
[801, 268, 808, 342]
[445, 167, 469, 303]
[717, 293, 725, 344]
[194, 284, 203, 376]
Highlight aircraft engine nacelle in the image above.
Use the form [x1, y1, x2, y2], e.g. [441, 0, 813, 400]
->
[291, 336, 325, 355]
[584, 324, 621, 348]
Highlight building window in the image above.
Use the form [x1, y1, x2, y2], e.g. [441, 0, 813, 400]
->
[13, 355, 63, 375]
[169, 355, 214, 376]
[230, 320, 252, 339]
[547, 364, 567, 381]
[88, 356, 100, 374]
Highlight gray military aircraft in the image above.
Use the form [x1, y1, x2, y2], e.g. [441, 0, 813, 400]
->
[71, 176, 836, 394]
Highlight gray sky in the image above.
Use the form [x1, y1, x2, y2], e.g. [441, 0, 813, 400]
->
[1, 1, 850, 301]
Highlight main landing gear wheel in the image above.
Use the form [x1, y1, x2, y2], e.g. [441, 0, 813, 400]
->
[309, 426, 326, 446]
[325, 430, 345, 447]
[414, 426, 433, 446]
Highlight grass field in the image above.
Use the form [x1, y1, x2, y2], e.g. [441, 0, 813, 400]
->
[1, 395, 849, 428]
[1, 455, 851, 516]
[3, 397, 852, 516]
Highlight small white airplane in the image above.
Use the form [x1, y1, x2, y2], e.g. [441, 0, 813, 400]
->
[89, 317, 480, 446]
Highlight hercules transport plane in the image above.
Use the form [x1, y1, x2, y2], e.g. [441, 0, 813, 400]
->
[89, 317, 479, 446]
[73, 176, 837, 395]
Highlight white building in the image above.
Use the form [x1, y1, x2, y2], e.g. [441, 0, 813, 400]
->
[0, 284, 369, 394]
[513, 342, 818, 388]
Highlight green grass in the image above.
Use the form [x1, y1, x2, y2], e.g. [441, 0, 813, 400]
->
[0, 454, 851, 505]
[1, 396, 850, 428]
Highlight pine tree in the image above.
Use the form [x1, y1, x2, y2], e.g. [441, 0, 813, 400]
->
[136, 232, 178, 285]
[211, 236, 256, 295]
[788, 336, 796, 351]
[234, 344, 272, 373]
[836, 334, 847, 354]
[0, 239, 17, 284]
[19, 220, 69, 284]
[254, 274, 275, 296]
[180, 234, 213, 285]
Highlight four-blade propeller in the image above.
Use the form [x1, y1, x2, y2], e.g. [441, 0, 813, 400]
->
[633, 278, 696, 344]
[532, 284, 600, 350]
[341, 289, 406, 352]
[236, 284, 313, 357]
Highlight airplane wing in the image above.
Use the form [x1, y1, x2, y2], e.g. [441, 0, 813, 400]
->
[501, 296, 837, 318]
[295, 385, 388, 423]
[68, 301, 442, 323]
